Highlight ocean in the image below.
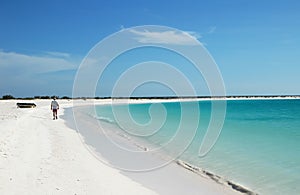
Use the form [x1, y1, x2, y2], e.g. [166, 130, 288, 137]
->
[89, 99, 300, 195]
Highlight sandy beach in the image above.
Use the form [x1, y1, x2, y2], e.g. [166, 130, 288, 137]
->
[0, 99, 241, 194]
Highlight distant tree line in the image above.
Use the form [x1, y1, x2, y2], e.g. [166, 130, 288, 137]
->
[2, 94, 300, 100]
[2, 94, 15, 99]
[1, 94, 72, 100]
[0, 94, 111, 100]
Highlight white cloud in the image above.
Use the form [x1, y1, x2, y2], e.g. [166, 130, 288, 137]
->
[0, 50, 78, 96]
[0, 50, 77, 74]
[207, 26, 216, 34]
[45, 51, 71, 58]
[185, 31, 202, 39]
[129, 29, 201, 45]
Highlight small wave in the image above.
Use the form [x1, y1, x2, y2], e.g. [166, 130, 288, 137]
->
[133, 142, 148, 151]
[93, 115, 115, 123]
[116, 132, 131, 140]
[176, 160, 258, 195]
[116, 132, 149, 151]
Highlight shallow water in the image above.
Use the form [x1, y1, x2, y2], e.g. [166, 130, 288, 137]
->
[93, 99, 300, 195]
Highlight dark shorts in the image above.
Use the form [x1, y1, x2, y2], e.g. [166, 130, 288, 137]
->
[53, 109, 57, 113]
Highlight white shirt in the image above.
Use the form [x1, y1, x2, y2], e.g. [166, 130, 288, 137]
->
[51, 100, 59, 109]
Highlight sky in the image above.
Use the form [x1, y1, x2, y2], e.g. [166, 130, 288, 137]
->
[0, 0, 300, 97]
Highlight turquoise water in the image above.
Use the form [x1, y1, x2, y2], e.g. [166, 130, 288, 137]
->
[94, 99, 300, 195]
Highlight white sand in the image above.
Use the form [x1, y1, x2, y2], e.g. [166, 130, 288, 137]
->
[0, 99, 240, 195]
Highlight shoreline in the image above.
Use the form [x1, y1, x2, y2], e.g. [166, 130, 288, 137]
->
[71, 101, 242, 194]
[95, 116, 259, 195]
[176, 160, 257, 195]
[70, 97, 300, 195]
[72, 102, 258, 195]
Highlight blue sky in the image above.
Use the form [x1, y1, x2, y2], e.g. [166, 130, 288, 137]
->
[0, 0, 300, 97]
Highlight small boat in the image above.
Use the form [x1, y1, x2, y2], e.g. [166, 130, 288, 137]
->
[16, 103, 36, 108]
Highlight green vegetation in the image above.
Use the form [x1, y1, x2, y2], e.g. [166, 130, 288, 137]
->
[2, 95, 300, 100]
[2, 94, 15, 99]
[61, 96, 72, 99]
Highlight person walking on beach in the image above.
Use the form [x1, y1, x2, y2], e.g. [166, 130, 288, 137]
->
[51, 97, 59, 120]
